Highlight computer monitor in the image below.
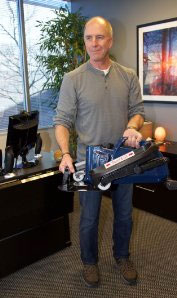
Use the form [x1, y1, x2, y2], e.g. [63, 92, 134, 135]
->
[6, 110, 40, 169]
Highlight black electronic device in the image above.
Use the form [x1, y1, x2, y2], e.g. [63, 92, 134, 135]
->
[6, 110, 40, 169]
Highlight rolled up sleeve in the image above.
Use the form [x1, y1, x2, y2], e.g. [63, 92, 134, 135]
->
[128, 71, 145, 120]
[53, 74, 77, 129]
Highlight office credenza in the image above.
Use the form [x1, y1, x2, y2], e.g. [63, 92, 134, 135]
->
[133, 141, 177, 222]
[0, 152, 73, 278]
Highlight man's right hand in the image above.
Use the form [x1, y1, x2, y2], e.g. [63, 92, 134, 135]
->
[59, 153, 75, 174]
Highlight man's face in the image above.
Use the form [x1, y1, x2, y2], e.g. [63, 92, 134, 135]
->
[84, 20, 113, 63]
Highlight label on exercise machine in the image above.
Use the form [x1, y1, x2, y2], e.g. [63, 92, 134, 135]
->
[104, 151, 135, 169]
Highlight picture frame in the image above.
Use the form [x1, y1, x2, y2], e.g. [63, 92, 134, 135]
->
[137, 18, 177, 103]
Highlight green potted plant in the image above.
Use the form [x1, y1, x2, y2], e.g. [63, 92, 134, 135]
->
[37, 6, 88, 157]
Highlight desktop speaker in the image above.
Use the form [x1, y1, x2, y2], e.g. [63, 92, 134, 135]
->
[4, 146, 14, 174]
[35, 133, 42, 155]
[0, 149, 2, 175]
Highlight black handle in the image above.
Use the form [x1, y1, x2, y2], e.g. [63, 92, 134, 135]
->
[58, 168, 71, 192]
[62, 168, 70, 185]
[134, 157, 168, 174]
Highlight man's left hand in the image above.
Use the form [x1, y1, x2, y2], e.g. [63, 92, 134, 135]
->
[123, 128, 143, 148]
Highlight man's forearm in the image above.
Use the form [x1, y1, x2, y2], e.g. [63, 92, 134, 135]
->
[55, 125, 75, 173]
[127, 115, 144, 131]
[55, 125, 70, 154]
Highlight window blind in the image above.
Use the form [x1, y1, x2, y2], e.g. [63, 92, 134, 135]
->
[8, 0, 70, 10]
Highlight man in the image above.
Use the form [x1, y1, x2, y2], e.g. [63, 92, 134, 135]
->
[54, 16, 145, 287]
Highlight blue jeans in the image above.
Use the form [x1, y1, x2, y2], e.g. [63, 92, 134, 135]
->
[79, 184, 133, 264]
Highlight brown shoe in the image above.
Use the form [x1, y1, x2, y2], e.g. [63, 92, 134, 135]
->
[82, 264, 99, 287]
[116, 258, 137, 285]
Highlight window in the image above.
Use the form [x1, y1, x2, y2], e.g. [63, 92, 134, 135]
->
[0, 0, 23, 130]
[0, 0, 70, 130]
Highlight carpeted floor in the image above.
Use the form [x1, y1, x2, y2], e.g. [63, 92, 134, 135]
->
[0, 193, 177, 298]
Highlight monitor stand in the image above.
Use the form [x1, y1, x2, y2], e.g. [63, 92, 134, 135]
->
[16, 154, 39, 169]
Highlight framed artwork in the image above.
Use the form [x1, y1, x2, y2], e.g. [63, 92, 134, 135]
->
[137, 18, 177, 102]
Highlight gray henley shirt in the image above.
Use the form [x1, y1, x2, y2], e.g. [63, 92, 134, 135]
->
[54, 60, 145, 161]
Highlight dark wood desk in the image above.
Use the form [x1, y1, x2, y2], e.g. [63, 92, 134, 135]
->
[133, 141, 177, 222]
[0, 152, 73, 278]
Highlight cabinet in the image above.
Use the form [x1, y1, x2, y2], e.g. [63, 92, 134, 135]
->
[133, 141, 177, 222]
[0, 152, 73, 278]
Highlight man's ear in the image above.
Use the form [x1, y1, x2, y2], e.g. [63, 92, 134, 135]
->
[109, 37, 113, 49]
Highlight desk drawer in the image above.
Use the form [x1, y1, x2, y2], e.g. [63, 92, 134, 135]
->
[0, 173, 73, 239]
[133, 183, 177, 222]
[0, 215, 71, 278]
